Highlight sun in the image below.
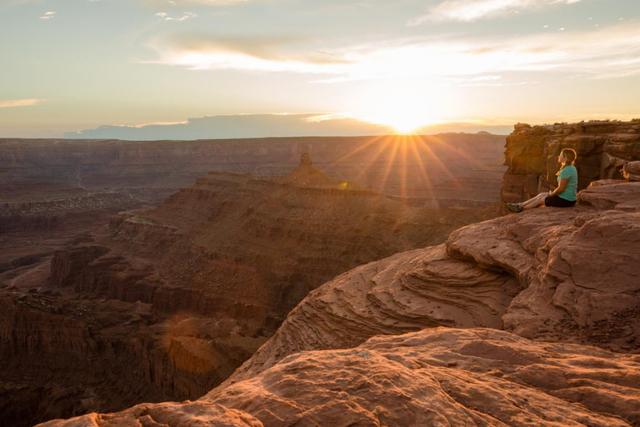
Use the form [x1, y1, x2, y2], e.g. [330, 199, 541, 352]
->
[388, 113, 434, 134]
[353, 104, 440, 134]
[348, 82, 443, 134]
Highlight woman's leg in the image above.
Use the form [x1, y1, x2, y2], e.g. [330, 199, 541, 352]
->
[520, 192, 548, 210]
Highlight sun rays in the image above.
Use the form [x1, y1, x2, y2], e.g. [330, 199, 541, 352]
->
[328, 133, 488, 202]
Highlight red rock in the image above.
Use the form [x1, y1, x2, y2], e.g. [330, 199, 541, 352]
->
[1, 155, 499, 425]
[226, 180, 640, 390]
[42, 328, 640, 426]
[225, 245, 521, 385]
[38, 402, 262, 427]
[502, 120, 640, 202]
[11, 128, 640, 426]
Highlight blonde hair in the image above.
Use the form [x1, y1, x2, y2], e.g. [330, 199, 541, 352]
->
[557, 148, 577, 176]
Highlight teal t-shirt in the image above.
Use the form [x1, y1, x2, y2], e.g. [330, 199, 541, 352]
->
[557, 165, 578, 201]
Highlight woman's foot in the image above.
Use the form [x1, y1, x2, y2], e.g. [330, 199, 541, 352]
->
[506, 202, 523, 213]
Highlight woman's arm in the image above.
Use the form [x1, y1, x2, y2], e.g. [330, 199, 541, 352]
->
[550, 178, 569, 196]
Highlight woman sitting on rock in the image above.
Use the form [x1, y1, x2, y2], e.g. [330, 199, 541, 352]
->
[507, 148, 578, 213]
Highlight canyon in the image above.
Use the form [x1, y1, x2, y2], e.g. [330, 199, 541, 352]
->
[0, 133, 505, 205]
[3, 122, 640, 426]
[0, 134, 503, 426]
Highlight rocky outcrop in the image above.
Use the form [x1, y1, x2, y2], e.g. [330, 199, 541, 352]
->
[34, 125, 640, 426]
[451, 182, 640, 350]
[43, 180, 640, 426]
[501, 120, 640, 202]
[43, 328, 640, 427]
[225, 180, 640, 387]
[223, 245, 521, 385]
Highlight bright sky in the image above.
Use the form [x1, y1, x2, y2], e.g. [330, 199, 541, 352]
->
[1, 0, 639, 136]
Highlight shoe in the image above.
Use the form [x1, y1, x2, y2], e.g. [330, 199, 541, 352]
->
[506, 203, 523, 213]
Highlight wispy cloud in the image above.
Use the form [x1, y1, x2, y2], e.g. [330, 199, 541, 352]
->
[155, 11, 197, 21]
[144, 0, 248, 6]
[144, 34, 350, 72]
[0, 98, 46, 108]
[145, 23, 640, 84]
[410, 0, 582, 24]
[39, 10, 56, 20]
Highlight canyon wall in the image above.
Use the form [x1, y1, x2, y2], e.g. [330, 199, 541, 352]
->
[0, 156, 499, 426]
[501, 120, 640, 202]
[40, 146, 640, 427]
[13, 122, 640, 426]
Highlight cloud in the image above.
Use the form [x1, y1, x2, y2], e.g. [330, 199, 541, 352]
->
[39, 10, 56, 20]
[64, 113, 395, 140]
[144, 34, 351, 72]
[0, 98, 46, 108]
[410, 0, 582, 24]
[144, 23, 640, 84]
[155, 11, 197, 21]
[143, 0, 249, 6]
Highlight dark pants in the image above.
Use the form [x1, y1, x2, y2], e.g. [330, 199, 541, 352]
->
[545, 195, 576, 208]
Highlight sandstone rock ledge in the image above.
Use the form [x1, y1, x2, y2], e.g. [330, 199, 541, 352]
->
[42, 328, 640, 426]
[226, 181, 640, 389]
[40, 181, 640, 426]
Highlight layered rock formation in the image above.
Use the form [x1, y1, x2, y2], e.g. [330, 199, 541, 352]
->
[0, 185, 165, 233]
[38, 121, 640, 427]
[224, 181, 640, 388]
[1, 155, 498, 426]
[1, 133, 505, 206]
[501, 119, 640, 202]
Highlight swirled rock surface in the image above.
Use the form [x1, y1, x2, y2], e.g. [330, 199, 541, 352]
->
[450, 181, 640, 350]
[42, 328, 640, 427]
[224, 245, 521, 385]
[35, 183, 640, 426]
[226, 181, 640, 386]
[32, 125, 640, 427]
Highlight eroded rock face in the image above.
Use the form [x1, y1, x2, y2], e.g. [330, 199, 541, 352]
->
[33, 130, 640, 427]
[450, 182, 640, 351]
[43, 328, 640, 427]
[2, 157, 500, 425]
[502, 120, 640, 203]
[224, 181, 640, 388]
[224, 245, 521, 385]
